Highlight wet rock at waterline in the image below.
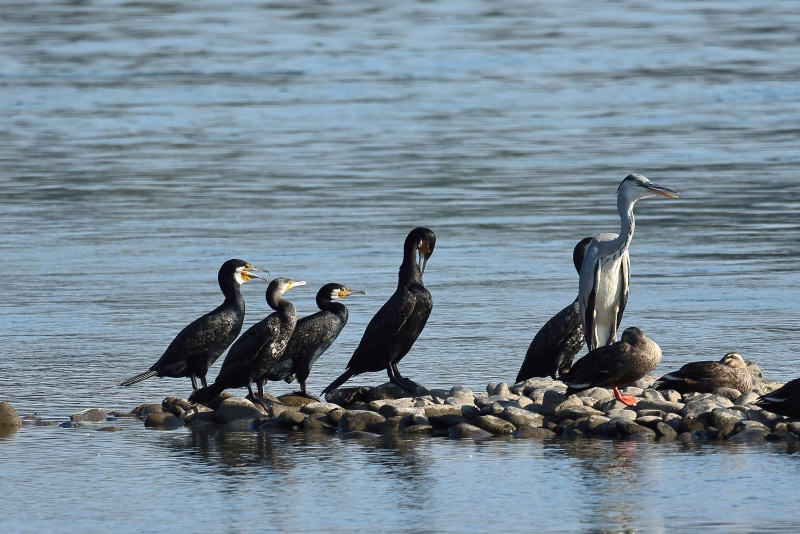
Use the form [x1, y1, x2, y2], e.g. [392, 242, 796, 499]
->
[0, 402, 22, 429]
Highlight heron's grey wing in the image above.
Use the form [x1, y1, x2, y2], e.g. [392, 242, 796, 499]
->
[582, 258, 601, 351]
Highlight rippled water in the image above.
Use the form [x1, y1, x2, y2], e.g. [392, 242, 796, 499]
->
[2, 0, 800, 531]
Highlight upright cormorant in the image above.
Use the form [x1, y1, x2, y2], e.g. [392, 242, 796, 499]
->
[264, 283, 366, 398]
[189, 277, 305, 407]
[561, 326, 662, 406]
[516, 237, 592, 382]
[119, 259, 268, 391]
[578, 174, 678, 351]
[655, 352, 752, 394]
[323, 227, 436, 394]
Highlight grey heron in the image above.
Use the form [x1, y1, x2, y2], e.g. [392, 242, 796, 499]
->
[562, 326, 662, 406]
[578, 174, 679, 351]
[655, 352, 752, 394]
[516, 236, 592, 382]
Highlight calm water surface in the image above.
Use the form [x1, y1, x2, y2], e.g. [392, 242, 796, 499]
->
[1, 0, 800, 531]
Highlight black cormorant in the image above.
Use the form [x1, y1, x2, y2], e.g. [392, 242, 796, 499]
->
[516, 237, 592, 382]
[655, 352, 752, 394]
[119, 259, 268, 391]
[264, 283, 366, 398]
[322, 227, 435, 394]
[561, 326, 662, 406]
[189, 277, 305, 407]
[755, 379, 800, 418]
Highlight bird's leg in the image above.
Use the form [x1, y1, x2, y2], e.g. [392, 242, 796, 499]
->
[613, 386, 637, 406]
[297, 380, 321, 401]
[191, 375, 199, 391]
[200, 375, 208, 389]
[387, 363, 420, 392]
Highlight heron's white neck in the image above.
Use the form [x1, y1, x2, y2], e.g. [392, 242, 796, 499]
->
[597, 194, 638, 264]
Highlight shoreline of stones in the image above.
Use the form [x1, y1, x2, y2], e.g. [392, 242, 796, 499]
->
[4, 363, 799, 444]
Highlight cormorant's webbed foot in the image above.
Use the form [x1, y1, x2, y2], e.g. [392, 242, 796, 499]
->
[390, 375, 421, 392]
[297, 383, 320, 401]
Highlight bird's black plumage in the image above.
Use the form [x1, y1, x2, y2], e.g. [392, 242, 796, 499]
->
[119, 259, 267, 391]
[517, 237, 592, 382]
[755, 378, 800, 418]
[323, 227, 435, 394]
[265, 283, 365, 397]
[189, 277, 304, 406]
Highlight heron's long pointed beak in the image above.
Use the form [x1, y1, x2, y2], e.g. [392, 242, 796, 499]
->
[645, 182, 679, 198]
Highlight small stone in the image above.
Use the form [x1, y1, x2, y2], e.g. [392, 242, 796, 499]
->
[303, 414, 337, 432]
[767, 431, 800, 442]
[634, 399, 685, 414]
[728, 425, 770, 443]
[605, 408, 637, 421]
[423, 405, 463, 419]
[366, 382, 430, 401]
[0, 402, 22, 428]
[553, 405, 604, 421]
[487, 382, 511, 397]
[276, 408, 308, 428]
[500, 406, 544, 428]
[514, 426, 557, 439]
[215, 397, 266, 424]
[278, 394, 319, 407]
[461, 405, 481, 419]
[325, 386, 372, 406]
[712, 387, 744, 402]
[428, 414, 468, 429]
[542, 390, 573, 415]
[577, 415, 611, 435]
[300, 402, 340, 416]
[472, 415, 516, 435]
[678, 432, 694, 443]
[735, 391, 760, 406]
[655, 422, 678, 440]
[662, 390, 683, 403]
[182, 405, 216, 425]
[144, 412, 183, 429]
[635, 416, 663, 429]
[71, 408, 109, 423]
[682, 395, 733, 423]
[400, 424, 434, 435]
[448, 423, 493, 439]
[787, 422, 800, 435]
[131, 403, 165, 418]
[337, 410, 386, 434]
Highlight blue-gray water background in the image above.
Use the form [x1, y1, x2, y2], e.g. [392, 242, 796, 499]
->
[1, 0, 800, 532]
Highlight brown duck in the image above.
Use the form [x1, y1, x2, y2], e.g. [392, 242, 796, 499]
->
[654, 352, 752, 394]
[561, 326, 661, 406]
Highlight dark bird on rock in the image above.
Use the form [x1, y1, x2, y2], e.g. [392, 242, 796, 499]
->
[264, 283, 366, 398]
[119, 259, 268, 391]
[578, 174, 679, 351]
[654, 352, 752, 394]
[755, 379, 800, 418]
[189, 277, 305, 407]
[561, 326, 662, 406]
[516, 237, 592, 382]
[322, 227, 435, 394]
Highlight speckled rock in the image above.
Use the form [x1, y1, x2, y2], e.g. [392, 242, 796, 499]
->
[514, 426, 557, 439]
[303, 414, 338, 432]
[401, 424, 434, 435]
[423, 405, 463, 419]
[337, 410, 386, 434]
[215, 397, 266, 424]
[275, 408, 308, 428]
[182, 405, 216, 425]
[542, 390, 576, 415]
[132, 403, 165, 418]
[634, 399, 685, 414]
[486, 382, 511, 397]
[553, 404, 604, 421]
[711, 408, 747, 439]
[655, 422, 679, 439]
[428, 414, 468, 429]
[162, 397, 192, 418]
[728, 422, 770, 443]
[445, 386, 476, 408]
[299, 402, 339, 416]
[0, 402, 22, 428]
[448, 423, 493, 439]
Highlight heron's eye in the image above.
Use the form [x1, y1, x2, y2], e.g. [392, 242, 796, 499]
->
[635, 179, 644, 186]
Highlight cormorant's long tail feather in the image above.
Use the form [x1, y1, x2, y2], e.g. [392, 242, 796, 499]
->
[189, 383, 223, 405]
[119, 370, 158, 387]
[322, 369, 355, 395]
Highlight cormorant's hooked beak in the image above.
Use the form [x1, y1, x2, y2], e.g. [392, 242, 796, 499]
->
[418, 246, 432, 274]
[342, 288, 367, 297]
[643, 181, 679, 199]
[287, 280, 307, 290]
[243, 267, 270, 281]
